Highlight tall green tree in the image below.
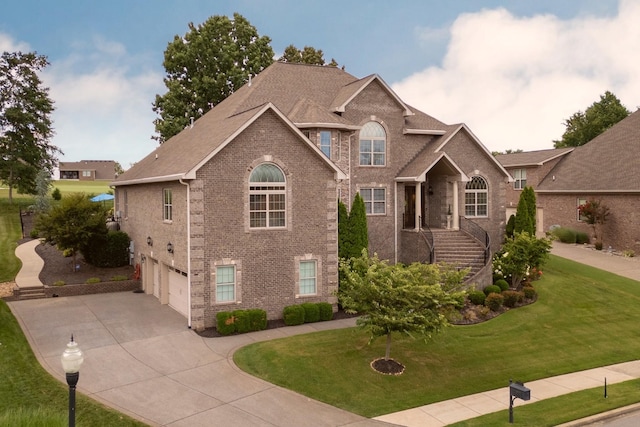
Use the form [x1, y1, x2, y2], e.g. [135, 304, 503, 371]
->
[554, 91, 630, 148]
[34, 169, 52, 212]
[349, 193, 368, 258]
[339, 250, 465, 365]
[0, 51, 59, 203]
[36, 193, 108, 271]
[514, 186, 536, 236]
[278, 45, 338, 66]
[152, 13, 275, 142]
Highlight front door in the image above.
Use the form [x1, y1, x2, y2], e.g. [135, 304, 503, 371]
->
[404, 186, 415, 229]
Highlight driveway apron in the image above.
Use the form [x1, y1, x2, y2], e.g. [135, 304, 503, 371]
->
[9, 292, 392, 426]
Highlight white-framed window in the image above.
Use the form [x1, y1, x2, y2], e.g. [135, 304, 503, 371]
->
[360, 188, 386, 215]
[163, 189, 172, 221]
[82, 170, 91, 177]
[299, 260, 317, 295]
[320, 130, 331, 158]
[513, 169, 527, 190]
[249, 163, 286, 228]
[465, 176, 488, 217]
[359, 121, 386, 166]
[215, 265, 236, 302]
[577, 198, 587, 222]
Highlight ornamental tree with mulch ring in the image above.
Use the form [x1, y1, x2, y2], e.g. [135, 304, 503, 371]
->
[338, 250, 466, 374]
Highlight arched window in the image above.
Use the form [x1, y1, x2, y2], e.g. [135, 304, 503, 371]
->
[249, 163, 286, 228]
[359, 122, 386, 166]
[465, 176, 488, 217]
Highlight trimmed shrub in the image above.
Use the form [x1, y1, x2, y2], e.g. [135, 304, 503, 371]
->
[576, 231, 590, 244]
[494, 279, 509, 291]
[283, 305, 305, 326]
[29, 229, 39, 239]
[82, 231, 130, 268]
[483, 285, 501, 296]
[216, 312, 236, 336]
[301, 303, 320, 323]
[53, 280, 65, 286]
[552, 227, 577, 243]
[523, 286, 537, 300]
[109, 275, 128, 281]
[51, 187, 62, 201]
[467, 290, 486, 306]
[85, 277, 100, 284]
[317, 302, 333, 321]
[248, 309, 267, 331]
[232, 310, 251, 334]
[502, 290, 522, 308]
[485, 293, 504, 311]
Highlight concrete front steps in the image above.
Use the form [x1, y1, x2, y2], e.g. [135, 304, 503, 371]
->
[15, 285, 46, 300]
[432, 229, 487, 278]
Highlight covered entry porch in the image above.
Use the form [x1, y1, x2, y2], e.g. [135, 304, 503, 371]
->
[398, 153, 468, 231]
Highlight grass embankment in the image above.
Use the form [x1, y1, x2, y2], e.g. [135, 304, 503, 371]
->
[235, 255, 640, 419]
[0, 300, 147, 426]
[1, 185, 143, 425]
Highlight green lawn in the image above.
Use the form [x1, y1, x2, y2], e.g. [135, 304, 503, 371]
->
[234, 255, 640, 418]
[0, 300, 147, 426]
[0, 200, 28, 282]
[51, 180, 111, 196]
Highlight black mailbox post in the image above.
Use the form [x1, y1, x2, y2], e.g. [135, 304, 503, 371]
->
[509, 380, 531, 423]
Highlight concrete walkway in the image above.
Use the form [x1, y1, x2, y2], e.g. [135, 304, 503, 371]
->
[7, 240, 640, 426]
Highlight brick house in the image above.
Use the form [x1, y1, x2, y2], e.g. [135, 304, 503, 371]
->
[496, 148, 574, 237]
[113, 62, 510, 330]
[497, 109, 640, 251]
[58, 160, 117, 180]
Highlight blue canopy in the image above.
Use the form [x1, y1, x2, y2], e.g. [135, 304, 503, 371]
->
[90, 193, 114, 202]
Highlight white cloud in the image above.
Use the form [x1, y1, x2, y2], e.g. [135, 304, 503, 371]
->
[393, 0, 640, 152]
[40, 38, 164, 169]
[0, 33, 30, 52]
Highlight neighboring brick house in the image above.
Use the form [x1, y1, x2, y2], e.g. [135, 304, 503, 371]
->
[113, 62, 510, 330]
[58, 160, 117, 181]
[496, 148, 574, 237]
[497, 109, 640, 251]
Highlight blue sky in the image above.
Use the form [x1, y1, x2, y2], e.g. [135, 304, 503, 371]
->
[2, 0, 636, 168]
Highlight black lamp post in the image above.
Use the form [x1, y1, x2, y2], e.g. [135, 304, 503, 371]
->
[61, 335, 84, 427]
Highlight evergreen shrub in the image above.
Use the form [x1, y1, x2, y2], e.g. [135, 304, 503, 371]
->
[283, 305, 305, 326]
[216, 312, 236, 335]
[483, 285, 501, 296]
[467, 290, 486, 306]
[494, 279, 509, 291]
[317, 302, 334, 321]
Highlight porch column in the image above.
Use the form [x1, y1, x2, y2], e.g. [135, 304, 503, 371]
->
[452, 180, 460, 230]
[415, 182, 422, 231]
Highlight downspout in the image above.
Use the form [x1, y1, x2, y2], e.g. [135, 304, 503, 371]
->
[179, 177, 192, 329]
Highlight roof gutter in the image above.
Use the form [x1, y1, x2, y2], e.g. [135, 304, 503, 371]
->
[111, 173, 185, 187]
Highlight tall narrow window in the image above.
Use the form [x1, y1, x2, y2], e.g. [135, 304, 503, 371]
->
[465, 176, 488, 217]
[359, 122, 386, 166]
[360, 188, 386, 215]
[216, 265, 235, 302]
[320, 131, 331, 158]
[299, 260, 317, 295]
[163, 189, 172, 221]
[513, 169, 527, 190]
[249, 163, 286, 228]
[577, 198, 587, 221]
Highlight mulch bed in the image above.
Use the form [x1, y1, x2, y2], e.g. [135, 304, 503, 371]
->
[19, 211, 135, 286]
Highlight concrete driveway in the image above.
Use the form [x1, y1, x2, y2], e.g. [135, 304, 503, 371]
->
[9, 292, 392, 427]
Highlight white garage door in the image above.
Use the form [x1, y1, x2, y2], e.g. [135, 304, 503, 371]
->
[168, 268, 189, 318]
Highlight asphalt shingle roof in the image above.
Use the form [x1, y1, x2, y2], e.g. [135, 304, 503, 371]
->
[495, 148, 574, 167]
[537, 109, 640, 192]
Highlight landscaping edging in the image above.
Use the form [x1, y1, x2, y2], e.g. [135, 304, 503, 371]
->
[45, 280, 140, 297]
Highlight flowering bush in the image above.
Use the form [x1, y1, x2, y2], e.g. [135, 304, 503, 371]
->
[493, 232, 551, 289]
[578, 199, 610, 246]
